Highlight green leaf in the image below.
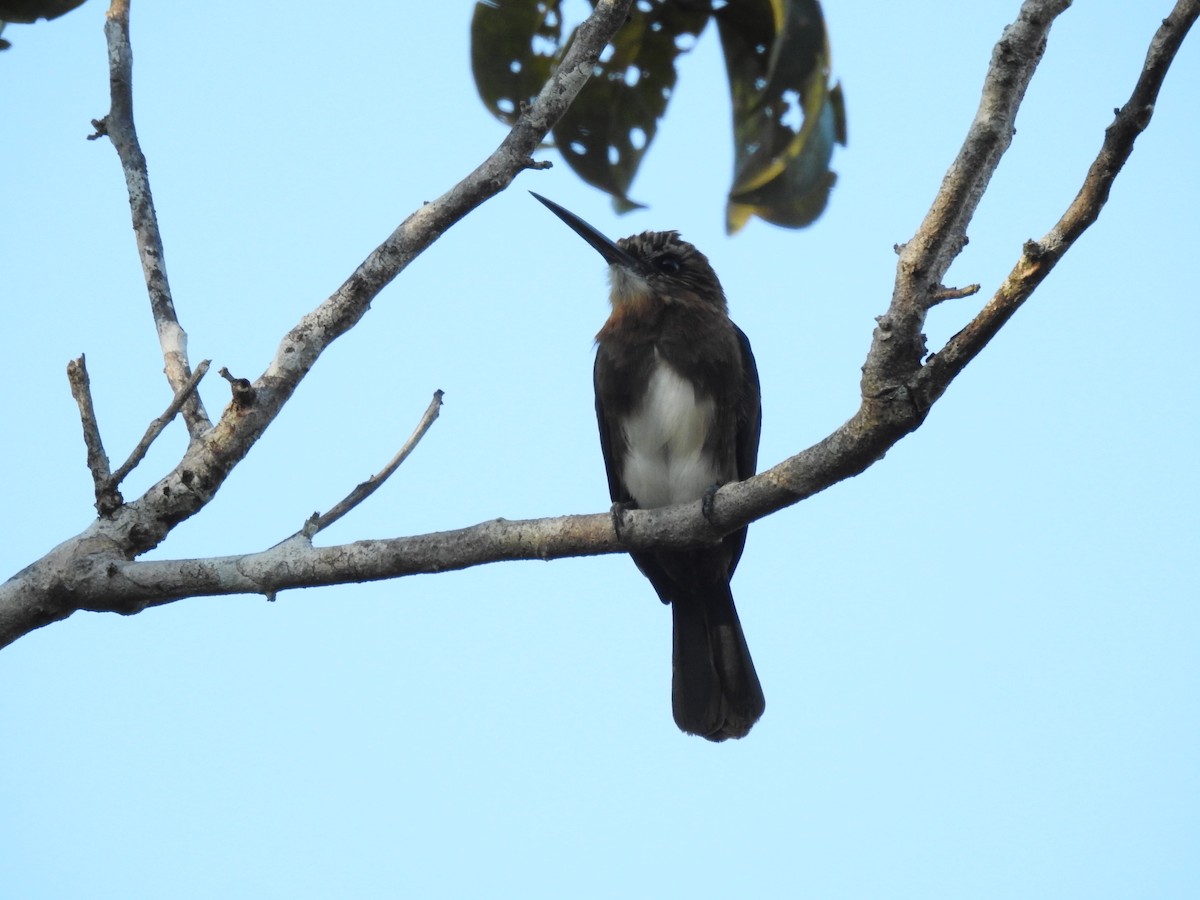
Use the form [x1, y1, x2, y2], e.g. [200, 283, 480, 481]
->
[550, 0, 710, 212]
[0, 0, 87, 24]
[470, 0, 709, 212]
[470, 0, 844, 227]
[471, 0, 564, 126]
[717, 0, 846, 233]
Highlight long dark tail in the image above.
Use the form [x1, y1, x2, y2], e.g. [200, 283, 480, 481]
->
[670, 580, 765, 741]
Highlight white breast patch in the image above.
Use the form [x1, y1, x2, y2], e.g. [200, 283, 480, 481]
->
[620, 356, 718, 509]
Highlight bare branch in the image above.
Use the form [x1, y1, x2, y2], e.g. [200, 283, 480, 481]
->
[91, 0, 210, 436]
[917, 0, 1200, 404]
[2, 0, 1193, 651]
[66, 355, 119, 515]
[1, 0, 636, 645]
[74, 512, 623, 612]
[864, 0, 1072, 399]
[83, 0, 635, 557]
[929, 283, 982, 305]
[305, 390, 445, 537]
[108, 360, 211, 491]
[67, 356, 210, 516]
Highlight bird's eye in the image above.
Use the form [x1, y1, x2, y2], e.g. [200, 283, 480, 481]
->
[656, 254, 681, 275]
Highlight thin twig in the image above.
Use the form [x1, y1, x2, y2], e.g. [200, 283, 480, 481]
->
[93, 0, 210, 437]
[929, 283, 982, 304]
[108, 360, 211, 490]
[6, 1, 1193, 648]
[305, 390, 445, 537]
[78, 0, 632, 557]
[66, 356, 116, 514]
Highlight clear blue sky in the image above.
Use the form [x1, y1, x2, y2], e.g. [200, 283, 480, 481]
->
[3, 2, 1197, 897]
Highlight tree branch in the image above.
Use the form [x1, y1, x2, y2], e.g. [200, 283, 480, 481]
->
[89, 0, 211, 437]
[66, 354, 118, 515]
[929, 283, 982, 305]
[1, 0, 1194, 650]
[107, 359, 211, 492]
[915, 0, 1200, 403]
[864, 0, 1072, 399]
[0, 0, 636, 647]
[304, 390, 445, 537]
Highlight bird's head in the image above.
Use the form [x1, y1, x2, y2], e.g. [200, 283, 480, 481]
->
[531, 192, 727, 315]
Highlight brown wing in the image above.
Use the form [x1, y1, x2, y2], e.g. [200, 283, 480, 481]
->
[593, 350, 631, 505]
[725, 322, 761, 578]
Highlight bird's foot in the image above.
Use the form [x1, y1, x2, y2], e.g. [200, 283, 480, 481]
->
[610, 500, 638, 541]
[701, 483, 723, 527]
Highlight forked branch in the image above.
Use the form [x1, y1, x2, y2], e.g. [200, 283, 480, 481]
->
[0, 0, 637, 647]
[916, 0, 1200, 403]
[0, 0, 1194, 648]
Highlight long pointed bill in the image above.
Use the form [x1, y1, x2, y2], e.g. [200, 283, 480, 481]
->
[530, 192, 641, 270]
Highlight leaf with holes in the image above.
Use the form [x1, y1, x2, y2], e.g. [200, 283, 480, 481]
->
[716, 0, 846, 233]
[550, 0, 710, 212]
[469, 0, 844, 229]
[471, 0, 565, 125]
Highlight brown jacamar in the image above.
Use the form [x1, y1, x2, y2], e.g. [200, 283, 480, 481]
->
[531, 192, 765, 741]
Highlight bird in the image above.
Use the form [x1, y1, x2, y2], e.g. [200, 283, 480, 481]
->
[531, 191, 765, 741]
